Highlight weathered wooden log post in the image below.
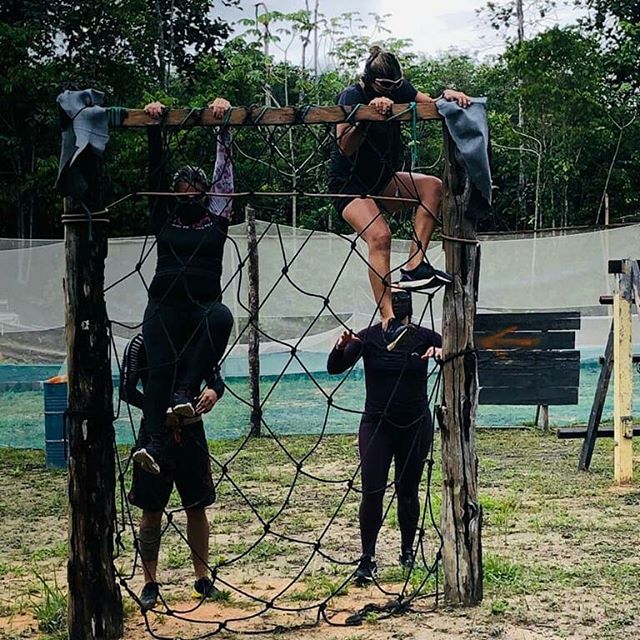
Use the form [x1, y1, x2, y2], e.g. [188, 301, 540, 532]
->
[439, 126, 483, 605]
[59, 106, 123, 636]
[246, 204, 261, 437]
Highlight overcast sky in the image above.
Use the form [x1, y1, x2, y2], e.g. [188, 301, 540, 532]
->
[220, 0, 586, 62]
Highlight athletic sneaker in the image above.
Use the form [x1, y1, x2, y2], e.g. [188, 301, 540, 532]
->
[383, 318, 414, 351]
[394, 260, 452, 291]
[172, 389, 196, 418]
[193, 576, 217, 599]
[354, 555, 378, 586]
[132, 447, 161, 475]
[400, 547, 415, 570]
[138, 581, 159, 612]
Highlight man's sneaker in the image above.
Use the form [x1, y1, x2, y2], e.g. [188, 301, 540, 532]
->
[383, 317, 414, 351]
[395, 260, 453, 291]
[354, 555, 377, 586]
[132, 448, 161, 475]
[172, 389, 196, 418]
[400, 547, 415, 570]
[139, 581, 159, 612]
[193, 576, 217, 599]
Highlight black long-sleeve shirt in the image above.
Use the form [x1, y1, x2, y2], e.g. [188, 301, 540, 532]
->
[120, 333, 225, 411]
[327, 323, 441, 425]
[146, 126, 232, 302]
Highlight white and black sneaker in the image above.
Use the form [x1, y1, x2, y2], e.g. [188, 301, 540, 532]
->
[132, 448, 161, 475]
[172, 389, 196, 418]
[354, 555, 378, 586]
[394, 260, 452, 291]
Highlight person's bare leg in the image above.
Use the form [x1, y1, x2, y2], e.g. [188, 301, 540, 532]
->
[186, 507, 209, 579]
[381, 173, 443, 271]
[139, 510, 163, 584]
[342, 198, 394, 324]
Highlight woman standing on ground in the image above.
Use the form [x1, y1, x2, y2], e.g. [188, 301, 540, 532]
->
[327, 291, 442, 584]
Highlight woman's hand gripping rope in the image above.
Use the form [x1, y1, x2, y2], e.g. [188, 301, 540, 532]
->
[420, 346, 443, 362]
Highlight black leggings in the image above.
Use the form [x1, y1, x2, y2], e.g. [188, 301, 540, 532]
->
[358, 413, 433, 558]
[141, 298, 233, 444]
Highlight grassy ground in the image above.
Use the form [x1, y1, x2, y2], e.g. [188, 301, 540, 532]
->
[0, 430, 639, 640]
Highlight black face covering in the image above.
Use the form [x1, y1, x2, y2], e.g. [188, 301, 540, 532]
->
[392, 290, 413, 321]
[172, 200, 208, 226]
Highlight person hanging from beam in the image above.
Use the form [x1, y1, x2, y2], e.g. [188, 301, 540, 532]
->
[326, 290, 442, 585]
[121, 333, 224, 611]
[132, 98, 234, 476]
[328, 46, 470, 349]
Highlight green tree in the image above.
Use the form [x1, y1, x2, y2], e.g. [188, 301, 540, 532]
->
[0, 0, 237, 237]
[579, 0, 640, 90]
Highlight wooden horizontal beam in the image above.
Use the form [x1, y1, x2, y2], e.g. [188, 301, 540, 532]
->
[600, 294, 636, 308]
[475, 330, 575, 350]
[479, 386, 578, 405]
[608, 259, 640, 274]
[114, 103, 442, 128]
[478, 367, 580, 388]
[475, 312, 581, 332]
[478, 349, 580, 368]
[599, 354, 640, 365]
[477, 346, 580, 386]
[558, 426, 640, 439]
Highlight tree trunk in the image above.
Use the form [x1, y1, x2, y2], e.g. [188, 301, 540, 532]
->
[63, 151, 123, 639]
[516, 0, 526, 228]
[153, 0, 167, 90]
[439, 125, 483, 606]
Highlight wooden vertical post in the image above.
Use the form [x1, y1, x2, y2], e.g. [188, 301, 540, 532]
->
[246, 205, 261, 437]
[540, 405, 549, 431]
[579, 322, 614, 471]
[62, 153, 123, 638]
[612, 259, 633, 484]
[439, 126, 483, 605]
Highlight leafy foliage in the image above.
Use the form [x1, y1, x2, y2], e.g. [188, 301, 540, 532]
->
[0, 4, 638, 237]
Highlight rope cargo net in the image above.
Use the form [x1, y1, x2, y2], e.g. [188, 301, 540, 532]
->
[104, 107, 445, 636]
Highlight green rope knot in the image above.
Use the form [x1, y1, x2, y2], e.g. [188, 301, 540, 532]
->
[221, 107, 233, 126]
[106, 106, 126, 128]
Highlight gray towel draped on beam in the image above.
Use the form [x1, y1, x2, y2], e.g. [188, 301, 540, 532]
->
[56, 89, 109, 199]
[436, 97, 492, 205]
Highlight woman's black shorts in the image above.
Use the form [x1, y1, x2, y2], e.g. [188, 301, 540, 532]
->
[128, 419, 215, 512]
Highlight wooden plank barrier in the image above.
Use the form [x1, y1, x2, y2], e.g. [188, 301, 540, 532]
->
[475, 312, 581, 410]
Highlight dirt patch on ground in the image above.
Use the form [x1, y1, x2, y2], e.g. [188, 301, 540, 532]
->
[1, 431, 639, 640]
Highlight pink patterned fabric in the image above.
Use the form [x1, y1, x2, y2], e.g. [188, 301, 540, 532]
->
[170, 127, 234, 230]
[208, 127, 234, 220]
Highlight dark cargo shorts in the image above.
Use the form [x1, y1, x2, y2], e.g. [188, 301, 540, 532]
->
[128, 419, 215, 512]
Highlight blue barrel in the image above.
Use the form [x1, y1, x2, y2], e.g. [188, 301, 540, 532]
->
[43, 379, 68, 469]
